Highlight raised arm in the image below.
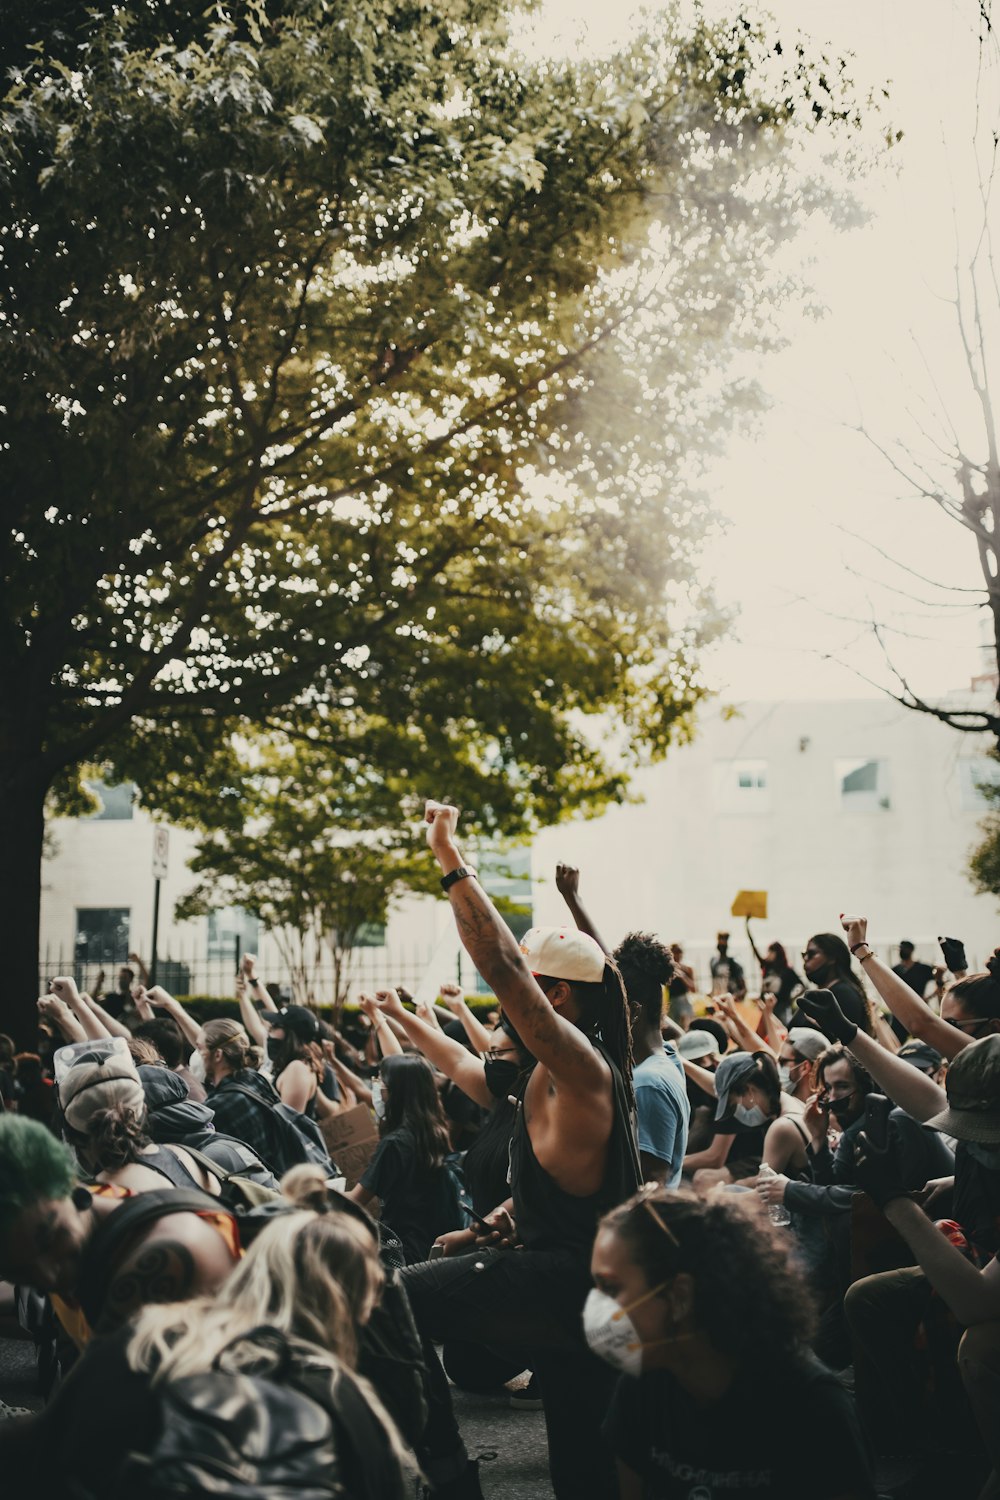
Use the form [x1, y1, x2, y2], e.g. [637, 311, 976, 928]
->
[128, 951, 151, 988]
[83, 992, 133, 1040]
[330, 1054, 373, 1108]
[374, 989, 492, 1108]
[799, 989, 947, 1124]
[716, 995, 777, 1061]
[439, 982, 493, 1053]
[425, 803, 607, 1092]
[555, 862, 610, 956]
[146, 986, 205, 1051]
[242, 953, 279, 1014]
[36, 995, 87, 1044]
[854, 1136, 1000, 1326]
[235, 971, 268, 1049]
[49, 976, 111, 1041]
[359, 993, 403, 1058]
[841, 915, 969, 1060]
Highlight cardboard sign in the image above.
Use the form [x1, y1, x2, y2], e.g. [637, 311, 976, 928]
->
[730, 890, 768, 920]
[320, 1103, 378, 1189]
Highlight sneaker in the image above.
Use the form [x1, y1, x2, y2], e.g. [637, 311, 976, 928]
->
[0, 1400, 32, 1420]
[509, 1372, 543, 1411]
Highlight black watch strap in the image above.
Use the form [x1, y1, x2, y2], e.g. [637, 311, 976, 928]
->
[441, 865, 477, 892]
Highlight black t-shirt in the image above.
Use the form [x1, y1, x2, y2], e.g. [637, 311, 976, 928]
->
[604, 1352, 875, 1499]
[892, 961, 934, 999]
[360, 1126, 461, 1263]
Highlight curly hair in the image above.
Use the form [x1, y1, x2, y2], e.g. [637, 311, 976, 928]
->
[614, 931, 675, 1027]
[73, 1101, 152, 1173]
[600, 1186, 816, 1363]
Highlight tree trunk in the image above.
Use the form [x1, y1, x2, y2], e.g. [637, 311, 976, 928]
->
[0, 770, 48, 1049]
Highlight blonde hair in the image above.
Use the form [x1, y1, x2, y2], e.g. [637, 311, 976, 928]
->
[126, 1211, 414, 1475]
[202, 1018, 261, 1073]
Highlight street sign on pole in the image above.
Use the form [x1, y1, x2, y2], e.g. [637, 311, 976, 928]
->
[152, 826, 170, 881]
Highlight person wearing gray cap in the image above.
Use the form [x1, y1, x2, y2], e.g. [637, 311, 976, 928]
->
[677, 1029, 723, 1154]
[778, 1027, 828, 1106]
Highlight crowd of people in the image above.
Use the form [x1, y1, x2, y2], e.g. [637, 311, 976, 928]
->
[1, 801, 1000, 1499]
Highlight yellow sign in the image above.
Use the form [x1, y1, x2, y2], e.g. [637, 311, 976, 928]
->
[731, 890, 768, 920]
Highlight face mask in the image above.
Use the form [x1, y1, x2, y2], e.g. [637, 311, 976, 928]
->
[188, 1049, 207, 1085]
[266, 1036, 284, 1061]
[371, 1079, 386, 1122]
[809, 960, 832, 985]
[778, 1065, 793, 1090]
[735, 1104, 768, 1128]
[582, 1283, 670, 1376]
[484, 1057, 521, 1100]
[828, 1095, 856, 1125]
[964, 1140, 1000, 1168]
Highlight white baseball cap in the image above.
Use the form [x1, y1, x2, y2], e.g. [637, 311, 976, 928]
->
[519, 926, 606, 983]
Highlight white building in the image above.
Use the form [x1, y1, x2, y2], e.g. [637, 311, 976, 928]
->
[39, 694, 1000, 998]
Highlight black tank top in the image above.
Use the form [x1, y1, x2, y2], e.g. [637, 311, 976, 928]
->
[510, 1041, 640, 1257]
[137, 1143, 203, 1189]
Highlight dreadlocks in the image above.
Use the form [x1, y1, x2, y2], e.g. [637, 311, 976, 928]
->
[540, 960, 635, 1111]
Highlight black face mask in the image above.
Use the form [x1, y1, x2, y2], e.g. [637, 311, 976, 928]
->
[484, 1057, 522, 1101]
[809, 960, 833, 985]
[828, 1095, 857, 1125]
[266, 1036, 284, 1061]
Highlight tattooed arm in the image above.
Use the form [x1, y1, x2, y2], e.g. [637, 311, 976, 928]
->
[97, 1213, 237, 1334]
[423, 802, 604, 1090]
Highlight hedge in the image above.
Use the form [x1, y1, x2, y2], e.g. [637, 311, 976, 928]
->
[175, 995, 499, 1026]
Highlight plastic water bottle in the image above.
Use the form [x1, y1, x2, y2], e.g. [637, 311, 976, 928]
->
[758, 1163, 791, 1226]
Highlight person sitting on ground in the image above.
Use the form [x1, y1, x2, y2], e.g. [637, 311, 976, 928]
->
[199, 1018, 322, 1179]
[263, 1004, 338, 1119]
[131, 1015, 207, 1102]
[13, 1053, 56, 1131]
[682, 1050, 810, 1185]
[778, 1027, 828, 1106]
[676, 1029, 724, 1153]
[401, 801, 641, 1500]
[348, 1049, 463, 1264]
[591, 1185, 875, 1500]
[57, 1044, 223, 1197]
[0, 1208, 414, 1500]
[849, 1035, 1000, 1500]
[615, 932, 690, 1187]
[137, 1065, 279, 1191]
[0, 1115, 239, 1346]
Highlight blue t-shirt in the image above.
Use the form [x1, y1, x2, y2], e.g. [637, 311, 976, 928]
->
[634, 1044, 690, 1187]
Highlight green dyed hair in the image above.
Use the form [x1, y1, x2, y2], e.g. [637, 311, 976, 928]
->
[0, 1115, 76, 1245]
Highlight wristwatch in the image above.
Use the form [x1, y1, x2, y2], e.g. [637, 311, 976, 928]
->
[441, 865, 477, 892]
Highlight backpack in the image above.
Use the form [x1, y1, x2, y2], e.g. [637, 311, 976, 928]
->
[114, 1332, 346, 1500]
[178, 1144, 286, 1222]
[223, 1081, 336, 1177]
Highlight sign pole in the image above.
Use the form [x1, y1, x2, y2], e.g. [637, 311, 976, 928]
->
[150, 879, 161, 987]
[150, 827, 170, 988]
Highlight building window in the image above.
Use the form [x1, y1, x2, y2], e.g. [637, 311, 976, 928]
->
[958, 757, 1000, 812]
[85, 781, 136, 820]
[207, 907, 260, 965]
[354, 921, 387, 948]
[836, 758, 890, 812]
[75, 908, 130, 963]
[714, 760, 770, 813]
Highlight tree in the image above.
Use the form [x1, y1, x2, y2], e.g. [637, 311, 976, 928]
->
[1, 0, 874, 1041]
[173, 736, 440, 1005]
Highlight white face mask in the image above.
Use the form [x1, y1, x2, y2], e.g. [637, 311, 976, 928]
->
[371, 1079, 386, 1122]
[778, 1065, 793, 1091]
[735, 1103, 768, 1127]
[582, 1282, 671, 1376]
[188, 1048, 207, 1085]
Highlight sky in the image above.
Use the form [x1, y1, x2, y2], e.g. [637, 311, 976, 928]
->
[523, 0, 998, 706]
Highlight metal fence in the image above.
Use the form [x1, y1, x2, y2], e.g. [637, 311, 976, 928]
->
[36, 942, 466, 1005]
